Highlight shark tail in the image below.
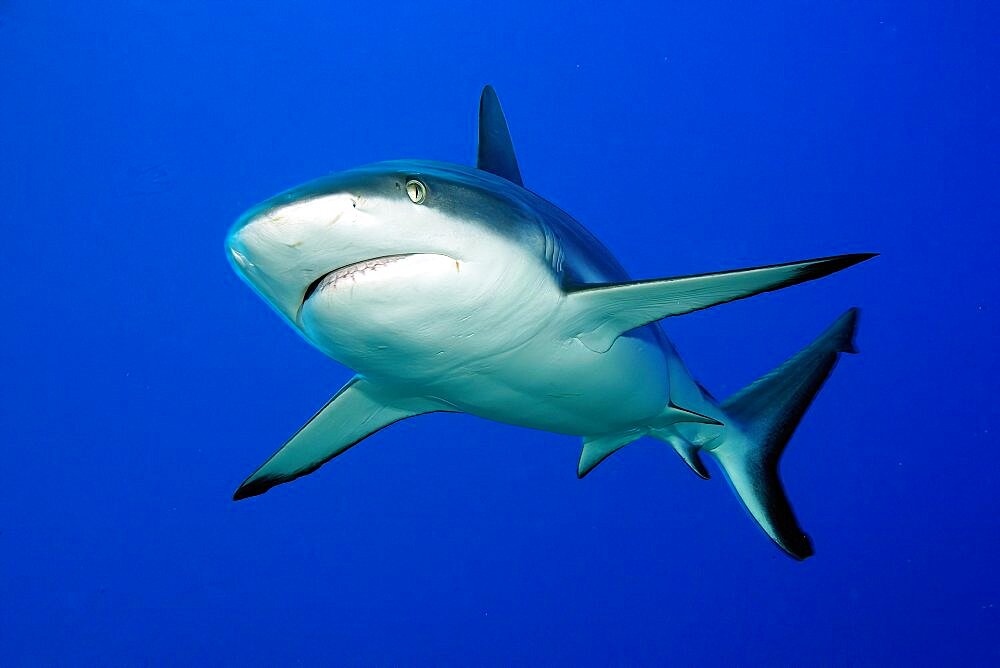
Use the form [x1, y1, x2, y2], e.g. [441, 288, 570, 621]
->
[704, 308, 860, 560]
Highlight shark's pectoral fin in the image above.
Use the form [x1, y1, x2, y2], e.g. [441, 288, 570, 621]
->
[233, 377, 449, 500]
[564, 253, 876, 352]
[476, 85, 523, 186]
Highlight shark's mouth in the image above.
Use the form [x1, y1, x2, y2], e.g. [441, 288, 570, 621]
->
[302, 254, 417, 304]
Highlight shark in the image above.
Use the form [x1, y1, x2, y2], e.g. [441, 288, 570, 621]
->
[225, 86, 874, 560]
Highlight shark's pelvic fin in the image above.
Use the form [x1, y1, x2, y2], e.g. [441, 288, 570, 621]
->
[706, 308, 861, 560]
[578, 400, 722, 478]
[564, 253, 876, 353]
[577, 430, 644, 478]
[477, 85, 523, 186]
[233, 377, 448, 500]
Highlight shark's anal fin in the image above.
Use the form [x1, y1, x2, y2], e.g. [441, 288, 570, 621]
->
[565, 253, 876, 353]
[233, 377, 449, 500]
[651, 431, 714, 480]
[477, 85, 524, 186]
[650, 402, 722, 479]
[578, 401, 722, 478]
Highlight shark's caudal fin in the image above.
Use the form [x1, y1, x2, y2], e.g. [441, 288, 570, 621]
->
[706, 308, 861, 560]
[564, 253, 876, 353]
[477, 85, 523, 186]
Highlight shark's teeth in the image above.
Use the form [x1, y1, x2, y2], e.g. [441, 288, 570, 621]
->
[313, 254, 412, 294]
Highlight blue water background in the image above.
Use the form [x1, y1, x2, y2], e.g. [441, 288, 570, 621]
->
[2, 2, 997, 664]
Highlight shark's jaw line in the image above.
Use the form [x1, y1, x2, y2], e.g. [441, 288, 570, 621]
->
[301, 253, 457, 305]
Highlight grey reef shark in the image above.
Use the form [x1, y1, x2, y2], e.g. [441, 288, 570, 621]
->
[226, 86, 875, 560]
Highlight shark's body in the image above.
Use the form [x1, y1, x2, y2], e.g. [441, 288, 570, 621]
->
[227, 87, 873, 559]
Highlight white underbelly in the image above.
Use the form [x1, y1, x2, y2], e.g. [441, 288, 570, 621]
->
[413, 328, 672, 436]
[299, 256, 673, 435]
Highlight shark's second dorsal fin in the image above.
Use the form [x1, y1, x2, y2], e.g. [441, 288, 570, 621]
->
[477, 85, 523, 186]
[564, 253, 876, 353]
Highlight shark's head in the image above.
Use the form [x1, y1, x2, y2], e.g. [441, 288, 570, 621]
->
[226, 160, 556, 376]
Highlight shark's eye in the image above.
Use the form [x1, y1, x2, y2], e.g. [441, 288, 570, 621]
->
[405, 179, 427, 204]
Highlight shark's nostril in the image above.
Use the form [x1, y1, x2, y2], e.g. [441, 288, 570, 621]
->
[230, 248, 252, 269]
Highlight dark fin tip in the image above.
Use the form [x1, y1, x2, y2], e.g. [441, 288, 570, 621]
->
[668, 400, 724, 426]
[803, 253, 878, 282]
[686, 453, 712, 480]
[232, 485, 261, 501]
[232, 475, 286, 501]
[577, 457, 600, 479]
[783, 533, 815, 561]
[850, 252, 879, 263]
[577, 452, 610, 480]
[832, 307, 861, 354]
[836, 252, 879, 269]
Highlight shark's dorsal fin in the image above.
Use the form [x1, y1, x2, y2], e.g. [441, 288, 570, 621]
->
[477, 85, 523, 186]
[564, 253, 876, 353]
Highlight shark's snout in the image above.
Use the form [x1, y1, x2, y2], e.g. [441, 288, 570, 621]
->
[225, 210, 258, 270]
[226, 225, 263, 288]
[225, 219, 309, 324]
